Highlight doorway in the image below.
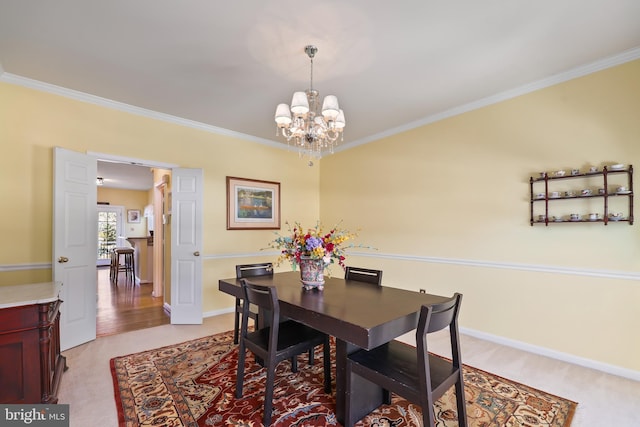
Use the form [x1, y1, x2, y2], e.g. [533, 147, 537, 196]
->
[54, 149, 203, 348]
[96, 160, 168, 336]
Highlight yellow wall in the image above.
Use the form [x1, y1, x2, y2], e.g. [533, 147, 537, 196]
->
[320, 59, 640, 372]
[0, 82, 321, 309]
[1, 59, 638, 374]
[97, 187, 149, 237]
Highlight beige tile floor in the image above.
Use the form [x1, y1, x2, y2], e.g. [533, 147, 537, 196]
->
[58, 312, 640, 426]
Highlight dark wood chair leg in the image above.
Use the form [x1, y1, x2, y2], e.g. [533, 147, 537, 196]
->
[323, 337, 332, 394]
[235, 341, 246, 398]
[455, 374, 468, 427]
[263, 362, 276, 426]
[233, 298, 241, 345]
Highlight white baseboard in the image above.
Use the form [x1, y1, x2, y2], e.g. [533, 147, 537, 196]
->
[205, 306, 640, 381]
[460, 326, 640, 382]
[203, 307, 235, 318]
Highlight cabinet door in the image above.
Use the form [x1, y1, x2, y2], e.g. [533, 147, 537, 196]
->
[0, 329, 40, 403]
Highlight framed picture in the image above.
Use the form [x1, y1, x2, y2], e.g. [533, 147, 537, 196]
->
[127, 209, 141, 223]
[227, 176, 280, 230]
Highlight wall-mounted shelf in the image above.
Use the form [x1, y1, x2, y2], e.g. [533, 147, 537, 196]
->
[529, 165, 634, 226]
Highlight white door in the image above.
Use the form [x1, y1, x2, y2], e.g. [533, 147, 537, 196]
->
[170, 168, 203, 324]
[53, 147, 97, 350]
[96, 205, 125, 266]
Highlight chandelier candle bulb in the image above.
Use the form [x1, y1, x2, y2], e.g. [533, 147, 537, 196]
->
[335, 110, 345, 129]
[290, 92, 310, 115]
[275, 104, 292, 126]
[321, 95, 340, 120]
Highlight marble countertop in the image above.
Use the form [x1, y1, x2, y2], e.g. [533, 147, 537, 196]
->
[0, 281, 62, 309]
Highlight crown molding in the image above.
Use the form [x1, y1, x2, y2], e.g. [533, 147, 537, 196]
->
[0, 72, 283, 149]
[2, 46, 639, 156]
[338, 46, 640, 152]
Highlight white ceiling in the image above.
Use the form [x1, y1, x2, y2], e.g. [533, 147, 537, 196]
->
[97, 161, 153, 191]
[1, 1, 639, 155]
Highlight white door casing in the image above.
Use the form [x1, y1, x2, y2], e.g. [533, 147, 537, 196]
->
[53, 147, 98, 350]
[170, 168, 203, 324]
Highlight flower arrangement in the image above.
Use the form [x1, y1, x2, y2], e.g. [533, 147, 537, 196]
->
[266, 221, 360, 271]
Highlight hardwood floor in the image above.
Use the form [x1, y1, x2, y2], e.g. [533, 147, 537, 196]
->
[96, 266, 170, 337]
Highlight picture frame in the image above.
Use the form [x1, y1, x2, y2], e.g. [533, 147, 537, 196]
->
[127, 209, 141, 223]
[226, 176, 280, 230]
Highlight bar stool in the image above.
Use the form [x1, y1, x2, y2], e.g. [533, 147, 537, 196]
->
[110, 247, 135, 285]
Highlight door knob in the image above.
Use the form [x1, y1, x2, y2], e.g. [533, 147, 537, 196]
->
[193, 251, 200, 256]
[58, 256, 69, 263]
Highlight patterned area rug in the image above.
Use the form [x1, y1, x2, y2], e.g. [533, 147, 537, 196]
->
[110, 330, 576, 426]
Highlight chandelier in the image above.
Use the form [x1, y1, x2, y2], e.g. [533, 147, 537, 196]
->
[274, 45, 345, 164]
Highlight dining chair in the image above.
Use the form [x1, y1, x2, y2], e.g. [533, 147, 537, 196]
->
[344, 293, 467, 427]
[235, 279, 332, 426]
[344, 266, 389, 402]
[344, 266, 383, 286]
[234, 263, 273, 344]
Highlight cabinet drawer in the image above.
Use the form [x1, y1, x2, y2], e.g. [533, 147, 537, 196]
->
[0, 305, 39, 334]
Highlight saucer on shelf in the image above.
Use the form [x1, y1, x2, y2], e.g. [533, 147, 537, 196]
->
[617, 190, 632, 195]
[610, 164, 625, 170]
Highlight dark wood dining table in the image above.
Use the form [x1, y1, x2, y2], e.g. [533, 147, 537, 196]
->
[218, 271, 450, 424]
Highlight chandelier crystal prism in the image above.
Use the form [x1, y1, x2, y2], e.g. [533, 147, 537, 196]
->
[274, 45, 345, 161]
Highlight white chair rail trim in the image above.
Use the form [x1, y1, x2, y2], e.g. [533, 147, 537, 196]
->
[0, 263, 51, 272]
[348, 251, 640, 282]
[4, 252, 640, 282]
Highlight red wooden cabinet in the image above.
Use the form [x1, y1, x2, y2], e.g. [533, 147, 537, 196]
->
[0, 298, 67, 403]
